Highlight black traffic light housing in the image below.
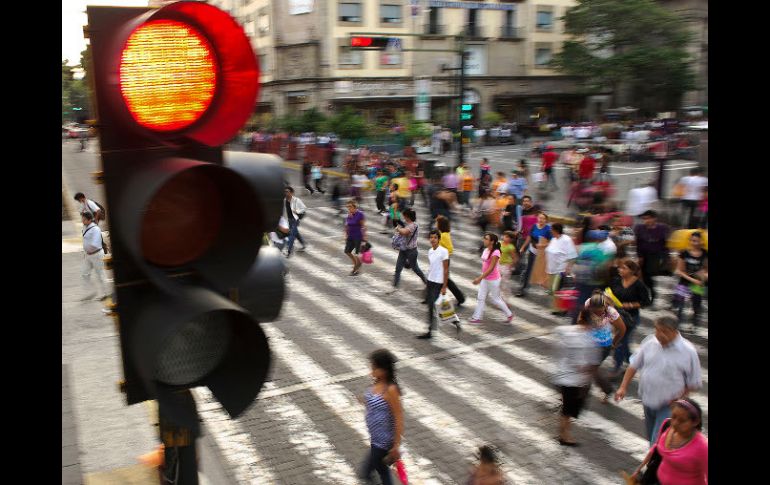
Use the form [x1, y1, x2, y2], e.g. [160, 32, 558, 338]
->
[86, 1, 284, 432]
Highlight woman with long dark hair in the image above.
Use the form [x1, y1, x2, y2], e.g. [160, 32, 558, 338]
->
[607, 258, 651, 377]
[469, 233, 514, 324]
[359, 349, 404, 485]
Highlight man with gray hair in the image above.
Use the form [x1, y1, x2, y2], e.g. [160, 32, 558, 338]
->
[615, 315, 702, 445]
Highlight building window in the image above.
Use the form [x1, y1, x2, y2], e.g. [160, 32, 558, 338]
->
[381, 4, 402, 23]
[339, 47, 363, 68]
[535, 46, 552, 67]
[340, 3, 362, 22]
[536, 10, 552, 30]
[428, 7, 441, 34]
[380, 41, 402, 66]
[287, 91, 309, 104]
[259, 54, 269, 74]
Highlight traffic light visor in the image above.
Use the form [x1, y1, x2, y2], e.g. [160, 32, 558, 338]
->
[119, 20, 218, 132]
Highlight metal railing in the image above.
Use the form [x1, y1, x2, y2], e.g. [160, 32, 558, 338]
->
[463, 25, 483, 37]
[423, 24, 446, 35]
[500, 26, 523, 39]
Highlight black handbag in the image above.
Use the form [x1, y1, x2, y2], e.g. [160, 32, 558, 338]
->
[639, 419, 672, 485]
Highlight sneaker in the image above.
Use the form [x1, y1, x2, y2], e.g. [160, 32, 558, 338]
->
[453, 319, 462, 334]
[468, 318, 483, 325]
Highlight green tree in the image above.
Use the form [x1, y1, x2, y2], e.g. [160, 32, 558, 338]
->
[552, 0, 696, 116]
[403, 117, 432, 145]
[482, 111, 503, 128]
[325, 107, 369, 145]
[298, 107, 327, 133]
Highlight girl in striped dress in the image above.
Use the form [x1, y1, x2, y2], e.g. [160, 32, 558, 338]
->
[359, 349, 403, 485]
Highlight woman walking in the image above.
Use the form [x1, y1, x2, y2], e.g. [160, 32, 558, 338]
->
[583, 291, 626, 402]
[469, 233, 514, 324]
[359, 349, 404, 485]
[311, 161, 325, 194]
[607, 258, 651, 377]
[435, 215, 466, 307]
[344, 200, 366, 276]
[545, 223, 578, 315]
[630, 398, 707, 484]
[673, 231, 708, 330]
[387, 208, 427, 294]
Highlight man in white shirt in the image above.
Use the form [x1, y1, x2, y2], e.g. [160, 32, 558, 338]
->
[80, 212, 109, 301]
[282, 186, 308, 257]
[680, 167, 708, 227]
[615, 315, 702, 445]
[596, 227, 617, 257]
[74, 192, 105, 225]
[418, 229, 459, 339]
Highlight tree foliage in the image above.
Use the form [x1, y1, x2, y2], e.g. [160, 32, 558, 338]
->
[482, 111, 503, 128]
[324, 107, 369, 143]
[403, 116, 432, 144]
[552, 0, 696, 115]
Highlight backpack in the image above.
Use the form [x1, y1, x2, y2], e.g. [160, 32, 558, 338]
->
[93, 200, 107, 222]
[391, 223, 417, 250]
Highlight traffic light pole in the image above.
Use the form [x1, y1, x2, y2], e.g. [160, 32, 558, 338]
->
[457, 35, 466, 169]
[159, 390, 200, 485]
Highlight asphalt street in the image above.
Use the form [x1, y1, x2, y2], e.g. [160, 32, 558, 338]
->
[62, 138, 708, 484]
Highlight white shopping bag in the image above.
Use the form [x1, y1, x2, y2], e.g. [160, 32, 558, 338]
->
[533, 171, 546, 183]
[434, 294, 459, 324]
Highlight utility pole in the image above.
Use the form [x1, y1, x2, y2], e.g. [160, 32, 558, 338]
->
[457, 35, 466, 169]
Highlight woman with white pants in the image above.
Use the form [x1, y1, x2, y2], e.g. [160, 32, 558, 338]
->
[469, 233, 514, 324]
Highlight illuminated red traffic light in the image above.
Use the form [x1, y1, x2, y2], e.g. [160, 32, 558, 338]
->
[120, 20, 218, 132]
[351, 36, 373, 47]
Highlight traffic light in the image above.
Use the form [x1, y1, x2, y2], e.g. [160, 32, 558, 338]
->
[461, 104, 474, 121]
[86, 0, 284, 437]
[350, 36, 393, 50]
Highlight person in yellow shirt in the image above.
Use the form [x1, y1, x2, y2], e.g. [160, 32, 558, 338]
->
[493, 192, 512, 230]
[491, 171, 508, 194]
[435, 215, 466, 306]
[392, 173, 411, 208]
[459, 170, 475, 210]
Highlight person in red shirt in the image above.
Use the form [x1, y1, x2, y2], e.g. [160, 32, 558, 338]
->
[578, 150, 596, 182]
[541, 145, 559, 190]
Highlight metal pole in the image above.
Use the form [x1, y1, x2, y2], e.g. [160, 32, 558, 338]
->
[457, 36, 465, 168]
[158, 390, 200, 485]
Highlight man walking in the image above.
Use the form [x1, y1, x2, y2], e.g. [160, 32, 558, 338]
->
[679, 167, 708, 227]
[615, 315, 702, 445]
[80, 212, 109, 301]
[541, 145, 559, 190]
[74, 192, 105, 226]
[634, 210, 670, 304]
[418, 230, 460, 339]
[282, 186, 308, 257]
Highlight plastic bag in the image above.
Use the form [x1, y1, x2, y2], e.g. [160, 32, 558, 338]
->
[434, 294, 458, 324]
[394, 459, 408, 484]
[361, 250, 373, 264]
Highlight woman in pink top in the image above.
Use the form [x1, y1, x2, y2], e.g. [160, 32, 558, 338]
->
[469, 233, 514, 324]
[632, 397, 708, 484]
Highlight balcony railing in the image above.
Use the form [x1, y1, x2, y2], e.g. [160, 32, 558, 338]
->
[462, 25, 484, 38]
[500, 26, 523, 39]
[423, 24, 446, 35]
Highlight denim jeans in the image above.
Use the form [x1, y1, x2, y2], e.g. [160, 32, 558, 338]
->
[394, 248, 426, 287]
[613, 312, 640, 370]
[644, 404, 672, 445]
[359, 445, 392, 485]
[286, 219, 306, 254]
[519, 251, 537, 291]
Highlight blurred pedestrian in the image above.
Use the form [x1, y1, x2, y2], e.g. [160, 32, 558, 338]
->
[311, 161, 325, 194]
[436, 215, 466, 307]
[679, 168, 708, 228]
[552, 308, 601, 446]
[545, 223, 578, 315]
[498, 230, 518, 299]
[387, 208, 427, 294]
[582, 291, 626, 402]
[74, 192, 106, 226]
[515, 211, 552, 297]
[607, 258, 651, 377]
[615, 315, 703, 445]
[80, 212, 109, 301]
[542, 145, 559, 190]
[282, 186, 307, 257]
[418, 229, 461, 339]
[672, 231, 708, 330]
[374, 169, 389, 214]
[634, 210, 671, 304]
[466, 445, 504, 485]
[359, 349, 403, 485]
[344, 200, 366, 276]
[469, 233, 514, 324]
[302, 159, 315, 195]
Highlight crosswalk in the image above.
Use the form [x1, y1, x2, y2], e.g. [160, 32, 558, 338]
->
[195, 197, 708, 484]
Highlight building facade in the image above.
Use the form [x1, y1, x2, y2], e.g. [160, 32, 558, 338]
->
[659, 0, 707, 108]
[206, 0, 592, 126]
